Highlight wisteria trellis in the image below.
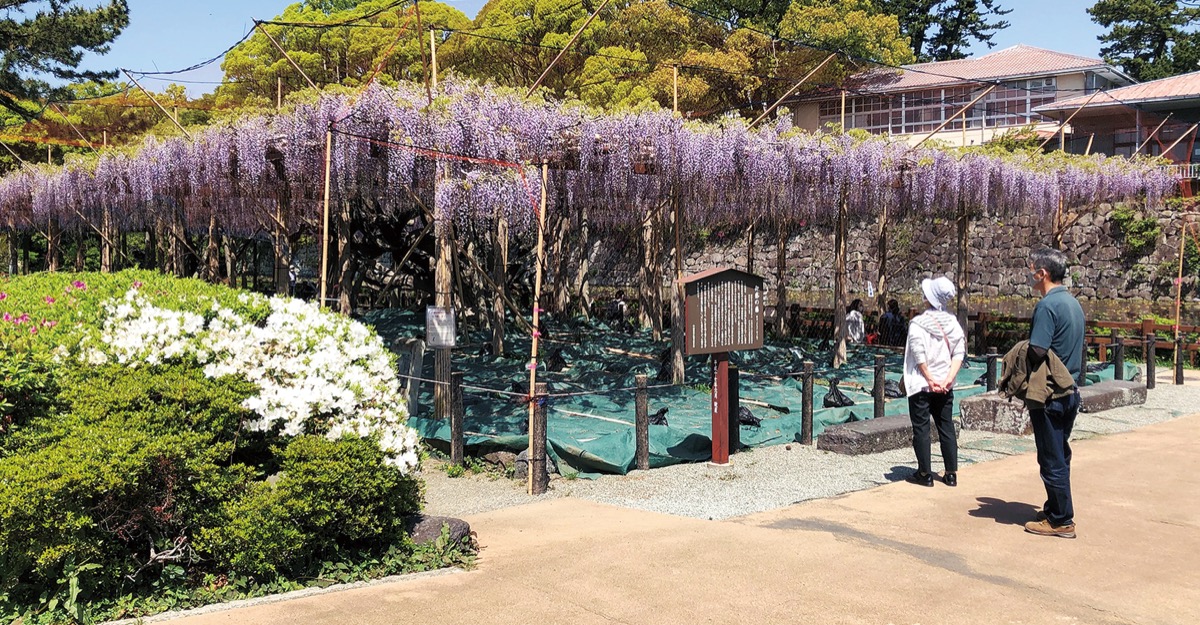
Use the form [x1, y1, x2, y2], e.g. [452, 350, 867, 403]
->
[0, 78, 1179, 240]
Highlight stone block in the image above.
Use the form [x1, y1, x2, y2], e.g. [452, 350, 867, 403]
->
[405, 514, 472, 547]
[959, 392, 1031, 435]
[816, 415, 957, 455]
[1079, 380, 1147, 413]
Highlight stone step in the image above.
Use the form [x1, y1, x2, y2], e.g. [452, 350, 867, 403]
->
[959, 380, 1148, 435]
[817, 415, 956, 455]
[1078, 380, 1147, 413]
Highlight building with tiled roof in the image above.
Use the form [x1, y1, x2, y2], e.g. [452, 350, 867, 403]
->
[790, 45, 1135, 147]
[1034, 71, 1200, 162]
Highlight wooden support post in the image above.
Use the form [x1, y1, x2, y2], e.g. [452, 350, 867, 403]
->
[775, 231, 788, 337]
[635, 374, 649, 471]
[974, 311, 988, 357]
[986, 347, 998, 391]
[5, 230, 15, 275]
[710, 352, 730, 464]
[1114, 333, 1125, 381]
[530, 382, 549, 495]
[450, 371, 464, 465]
[319, 128, 333, 306]
[671, 188, 685, 384]
[435, 162, 454, 422]
[527, 162, 549, 495]
[46, 219, 60, 271]
[277, 76, 282, 109]
[832, 188, 849, 368]
[801, 361, 814, 445]
[491, 211, 508, 356]
[1146, 334, 1157, 389]
[873, 354, 885, 421]
[956, 202, 969, 332]
[728, 364, 740, 454]
[1176, 337, 1185, 385]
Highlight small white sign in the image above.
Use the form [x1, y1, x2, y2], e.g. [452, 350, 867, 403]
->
[425, 306, 456, 348]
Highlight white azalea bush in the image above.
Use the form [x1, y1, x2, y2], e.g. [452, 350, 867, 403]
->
[80, 287, 419, 472]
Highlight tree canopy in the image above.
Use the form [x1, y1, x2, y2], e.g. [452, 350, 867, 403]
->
[1088, 0, 1200, 82]
[0, 0, 130, 119]
[875, 0, 1010, 62]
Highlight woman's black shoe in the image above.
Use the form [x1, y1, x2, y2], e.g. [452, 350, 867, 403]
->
[906, 471, 934, 487]
[943, 472, 957, 487]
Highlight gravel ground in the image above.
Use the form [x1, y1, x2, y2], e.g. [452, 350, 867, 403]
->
[420, 381, 1200, 521]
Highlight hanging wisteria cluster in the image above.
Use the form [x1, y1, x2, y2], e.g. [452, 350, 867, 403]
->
[0, 77, 1179, 239]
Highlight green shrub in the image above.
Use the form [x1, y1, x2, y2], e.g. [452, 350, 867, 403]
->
[199, 435, 422, 580]
[0, 347, 58, 441]
[0, 364, 258, 620]
[1109, 204, 1162, 258]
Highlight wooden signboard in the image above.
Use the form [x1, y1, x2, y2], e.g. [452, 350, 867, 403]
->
[679, 267, 765, 464]
[682, 267, 765, 356]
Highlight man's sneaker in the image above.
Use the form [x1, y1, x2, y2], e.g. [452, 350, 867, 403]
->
[1024, 518, 1076, 539]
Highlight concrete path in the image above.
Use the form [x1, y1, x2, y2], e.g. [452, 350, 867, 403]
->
[166, 414, 1200, 625]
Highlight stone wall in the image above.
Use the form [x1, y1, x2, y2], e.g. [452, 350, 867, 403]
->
[590, 203, 1193, 306]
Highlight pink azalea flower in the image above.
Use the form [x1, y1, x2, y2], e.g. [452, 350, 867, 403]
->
[2, 313, 10, 322]
[44, 296, 56, 305]
[0, 292, 6, 300]
[132, 281, 143, 289]
[72, 280, 87, 291]
[41, 319, 58, 328]
[29, 326, 37, 335]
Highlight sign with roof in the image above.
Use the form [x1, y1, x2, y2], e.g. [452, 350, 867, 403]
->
[680, 266, 765, 356]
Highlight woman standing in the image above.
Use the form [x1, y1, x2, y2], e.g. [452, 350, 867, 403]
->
[846, 298, 865, 344]
[903, 277, 966, 487]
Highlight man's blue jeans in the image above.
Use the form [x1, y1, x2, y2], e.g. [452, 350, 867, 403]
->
[1028, 390, 1081, 526]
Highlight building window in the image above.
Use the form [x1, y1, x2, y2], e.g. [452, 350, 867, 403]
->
[817, 77, 1058, 135]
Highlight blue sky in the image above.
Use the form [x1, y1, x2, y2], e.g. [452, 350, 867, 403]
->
[74, 0, 1108, 97]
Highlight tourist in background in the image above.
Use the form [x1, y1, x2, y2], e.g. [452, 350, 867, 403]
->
[903, 277, 965, 487]
[879, 299, 907, 347]
[846, 298, 865, 344]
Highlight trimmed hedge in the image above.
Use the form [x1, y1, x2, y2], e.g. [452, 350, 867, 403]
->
[0, 272, 437, 624]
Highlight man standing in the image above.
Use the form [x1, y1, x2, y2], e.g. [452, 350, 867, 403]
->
[1023, 247, 1085, 539]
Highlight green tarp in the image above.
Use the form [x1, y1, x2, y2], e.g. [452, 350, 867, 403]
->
[364, 310, 1121, 476]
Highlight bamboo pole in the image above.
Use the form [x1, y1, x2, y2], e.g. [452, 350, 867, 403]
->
[121, 70, 192, 140]
[1162, 123, 1199, 157]
[528, 161, 549, 495]
[840, 89, 846, 131]
[914, 85, 995, 148]
[526, 0, 613, 98]
[1084, 133, 1095, 156]
[277, 76, 283, 109]
[414, 2, 431, 103]
[1135, 113, 1173, 154]
[319, 129, 333, 306]
[1038, 89, 1104, 149]
[430, 29, 439, 92]
[749, 53, 837, 129]
[255, 22, 319, 90]
[673, 65, 679, 114]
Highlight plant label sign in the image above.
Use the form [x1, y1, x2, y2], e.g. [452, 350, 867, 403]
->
[681, 267, 765, 356]
[425, 306, 456, 349]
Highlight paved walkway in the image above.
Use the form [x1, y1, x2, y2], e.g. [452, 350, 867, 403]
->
[164, 413, 1200, 625]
